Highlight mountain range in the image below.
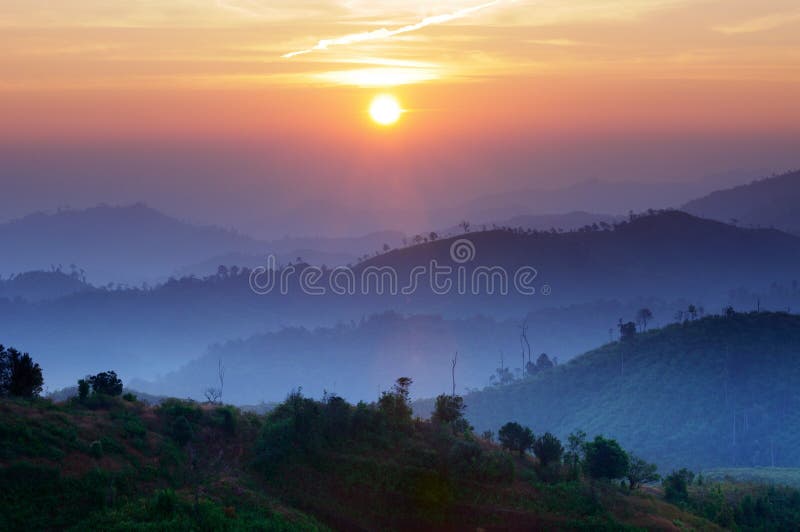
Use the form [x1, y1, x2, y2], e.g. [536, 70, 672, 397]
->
[683, 169, 800, 235]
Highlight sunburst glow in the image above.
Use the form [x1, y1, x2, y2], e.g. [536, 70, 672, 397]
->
[369, 95, 403, 126]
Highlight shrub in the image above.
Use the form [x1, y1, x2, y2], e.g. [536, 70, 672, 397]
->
[498, 422, 535, 456]
[211, 405, 237, 435]
[150, 489, 179, 518]
[627, 454, 660, 489]
[87, 371, 123, 396]
[377, 377, 414, 432]
[475, 450, 515, 483]
[122, 392, 137, 402]
[583, 436, 629, 480]
[447, 439, 483, 475]
[89, 440, 104, 458]
[533, 432, 564, 467]
[170, 416, 193, 446]
[663, 468, 694, 504]
[0, 346, 44, 398]
[158, 398, 203, 423]
[77, 379, 90, 401]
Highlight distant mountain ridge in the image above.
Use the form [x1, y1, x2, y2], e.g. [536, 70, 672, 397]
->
[683, 169, 800, 234]
[0, 204, 404, 284]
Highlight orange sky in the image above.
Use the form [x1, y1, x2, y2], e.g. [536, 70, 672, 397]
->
[2, 0, 799, 138]
[1, 1, 800, 230]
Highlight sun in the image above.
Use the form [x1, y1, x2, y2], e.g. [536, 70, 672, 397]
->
[369, 94, 402, 126]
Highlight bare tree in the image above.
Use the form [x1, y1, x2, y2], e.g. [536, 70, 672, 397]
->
[451, 352, 458, 396]
[519, 320, 532, 374]
[203, 359, 225, 404]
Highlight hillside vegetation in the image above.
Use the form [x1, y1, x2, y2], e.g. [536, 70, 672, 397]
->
[1, 387, 721, 530]
[456, 312, 800, 471]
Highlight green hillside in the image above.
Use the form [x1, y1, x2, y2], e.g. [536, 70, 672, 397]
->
[457, 311, 800, 471]
[1, 390, 719, 530]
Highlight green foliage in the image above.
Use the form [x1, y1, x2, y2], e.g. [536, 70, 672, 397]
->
[89, 440, 104, 458]
[533, 432, 564, 467]
[498, 421, 535, 456]
[431, 394, 472, 434]
[170, 416, 193, 446]
[464, 313, 800, 472]
[377, 377, 414, 432]
[583, 436, 629, 480]
[158, 398, 203, 423]
[77, 379, 90, 401]
[627, 454, 660, 489]
[122, 392, 137, 402]
[663, 468, 694, 504]
[87, 371, 123, 396]
[0, 346, 44, 398]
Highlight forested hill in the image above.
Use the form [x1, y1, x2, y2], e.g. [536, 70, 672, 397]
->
[683, 169, 800, 235]
[454, 311, 800, 471]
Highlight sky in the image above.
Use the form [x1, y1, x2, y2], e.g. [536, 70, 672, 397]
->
[1, 0, 800, 234]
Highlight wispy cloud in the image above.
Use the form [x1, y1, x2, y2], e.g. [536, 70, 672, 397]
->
[282, 0, 510, 59]
[714, 9, 800, 34]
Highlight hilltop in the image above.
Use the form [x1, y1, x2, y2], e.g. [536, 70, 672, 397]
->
[683, 169, 800, 234]
[448, 312, 800, 471]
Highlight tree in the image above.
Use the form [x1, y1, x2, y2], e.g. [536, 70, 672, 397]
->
[432, 394, 470, 433]
[636, 308, 653, 331]
[627, 454, 660, 489]
[378, 377, 413, 430]
[583, 436, 629, 479]
[535, 353, 554, 372]
[687, 304, 698, 320]
[459, 220, 471, 233]
[498, 421, 535, 456]
[77, 379, 90, 401]
[663, 468, 695, 503]
[88, 370, 123, 396]
[0, 346, 44, 398]
[533, 432, 564, 466]
[565, 430, 587, 475]
[203, 359, 225, 404]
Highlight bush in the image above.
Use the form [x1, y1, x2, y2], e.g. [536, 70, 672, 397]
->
[583, 436, 629, 480]
[150, 489, 178, 518]
[377, 377, 414, 432]
[158, 398, 203, 423]
[122, 392, 137, 402]
[432, 394, 465, 424]
[627, 454, 660, 489]
[475, 450, 515, 483]
[77, 379, 90, 401]
[87, 371, 123, 396]
[663, 468, 694, 504]
[447, 439, 483, 474]
[170, 416, 193, 446]
[533, 432, 564, 467]
[498, 422, 535, 456]
[0, 346, 44, 398]
[89, 440, 104, 458]
[211, 405, 237, 435]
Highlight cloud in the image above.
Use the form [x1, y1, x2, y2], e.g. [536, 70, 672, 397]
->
[282, 0, 510, 58]
[714, 9, 800, 34]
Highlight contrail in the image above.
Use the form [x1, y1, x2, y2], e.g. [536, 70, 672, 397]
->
[283, 0, 506, 59]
